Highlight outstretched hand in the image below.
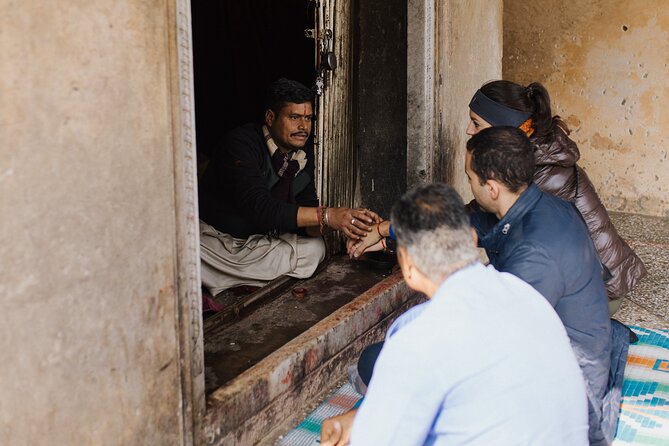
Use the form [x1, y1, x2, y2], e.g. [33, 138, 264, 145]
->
[320, 409, 357, 446]
[347, 230, 384, 258]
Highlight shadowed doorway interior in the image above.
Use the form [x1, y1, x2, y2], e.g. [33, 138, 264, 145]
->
[191, 0, 324, 393]
[191, 0, 316, 161]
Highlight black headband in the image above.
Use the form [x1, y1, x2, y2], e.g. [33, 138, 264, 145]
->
[468, 90, 532, 127]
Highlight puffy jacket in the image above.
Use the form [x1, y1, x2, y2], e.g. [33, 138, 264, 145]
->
[533, 128, 647, 300]
[470, 184, 628, 445]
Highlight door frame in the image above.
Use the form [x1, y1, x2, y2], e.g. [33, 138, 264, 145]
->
[168, 0, 419, 442]
[167, 0, 460, 444]
[168, 1, 205, 444]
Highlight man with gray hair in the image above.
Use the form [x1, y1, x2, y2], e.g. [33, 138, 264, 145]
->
[320, 183, 588, 446]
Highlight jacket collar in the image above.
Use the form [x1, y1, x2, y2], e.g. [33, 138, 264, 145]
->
[479, 183, 542, 252]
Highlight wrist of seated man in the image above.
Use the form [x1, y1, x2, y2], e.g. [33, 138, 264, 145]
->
[317, 205, 328, 234]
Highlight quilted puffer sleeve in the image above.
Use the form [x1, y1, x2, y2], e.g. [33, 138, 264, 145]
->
[573, 166, 647, 300]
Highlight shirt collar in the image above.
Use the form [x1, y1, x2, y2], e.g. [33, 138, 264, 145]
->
[262, 125, 308, 174]
[479, 183, 542, 251]
[262, 125, 280, 157]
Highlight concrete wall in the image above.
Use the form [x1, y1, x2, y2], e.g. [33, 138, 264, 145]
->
[436, 0, 503, 199]
[0, 2, 190, 444]
[504, 0, 669, 217]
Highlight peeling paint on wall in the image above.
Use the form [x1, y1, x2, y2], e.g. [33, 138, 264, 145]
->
[504, 0, 669, 217]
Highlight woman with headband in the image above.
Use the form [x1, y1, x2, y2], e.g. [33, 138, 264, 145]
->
[467, 80, 646, 314]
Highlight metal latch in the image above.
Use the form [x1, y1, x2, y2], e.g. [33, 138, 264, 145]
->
[306, 28, 337, 96]
[304, 28, 333, 41]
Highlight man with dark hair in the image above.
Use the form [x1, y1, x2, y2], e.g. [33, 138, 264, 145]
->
[466, 127, 629, 446]
[198, 78, 377, 294]
[320, 183, 588, 446]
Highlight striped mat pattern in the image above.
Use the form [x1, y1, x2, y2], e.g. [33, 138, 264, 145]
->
[614, 327, 669, 445]
[276, 384, 362, 446]
[277, 326, 669, 446]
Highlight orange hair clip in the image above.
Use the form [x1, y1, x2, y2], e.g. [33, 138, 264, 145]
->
[519, 118, 535, 137]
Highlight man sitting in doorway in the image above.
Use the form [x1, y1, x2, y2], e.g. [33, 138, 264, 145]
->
[198, 78, 378, 295]
[320, 183, 589, 446]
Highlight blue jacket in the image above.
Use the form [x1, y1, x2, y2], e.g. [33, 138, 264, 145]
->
[470, 183, 628, 446]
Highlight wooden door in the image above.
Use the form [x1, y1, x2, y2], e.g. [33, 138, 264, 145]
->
[312, 0, 356, 251]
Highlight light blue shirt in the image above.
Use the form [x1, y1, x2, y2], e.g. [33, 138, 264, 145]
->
[350, 262, 588, 446]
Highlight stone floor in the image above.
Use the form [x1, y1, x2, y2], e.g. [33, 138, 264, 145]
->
[610, 211, 669, 330]
[203, 255, 395, 394]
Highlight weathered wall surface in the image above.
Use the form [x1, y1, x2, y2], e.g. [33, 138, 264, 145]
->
[504, 0, 669, 217]
[355, 0, 407, 217]
[438, 0, 503, 199]
[0, 2, 186, 444]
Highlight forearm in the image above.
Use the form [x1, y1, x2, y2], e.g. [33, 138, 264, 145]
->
[297, 206, 320, 228]
[297, 207, 330, 237]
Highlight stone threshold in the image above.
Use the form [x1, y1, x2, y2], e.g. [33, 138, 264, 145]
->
[202, 270, 422, 445]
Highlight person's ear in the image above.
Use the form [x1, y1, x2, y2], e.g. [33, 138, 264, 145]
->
[265, 109, 275, 127]
[485, 179, 501, 201]
[398, 247, 431, 294]
[397, 246, 412, 279]
[470, 227, 478, 246]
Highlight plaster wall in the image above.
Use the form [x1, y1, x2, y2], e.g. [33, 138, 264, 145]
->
[504, 0, 669, 217]
[1, 2, 187, 444]
[437, 0, 503, 199]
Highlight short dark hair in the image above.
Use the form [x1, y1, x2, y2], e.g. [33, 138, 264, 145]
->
[391, 183, 477, 281]
[466, 127, 535, 193]
[265, 78, 314, 113]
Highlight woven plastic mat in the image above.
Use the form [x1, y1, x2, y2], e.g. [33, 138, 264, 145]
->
[277, 326, 669, 446]
[614, 326, 669, 445]
[275, 383, 362, 446]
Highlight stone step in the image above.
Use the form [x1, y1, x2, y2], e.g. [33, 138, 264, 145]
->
[202, 267, 422, 445]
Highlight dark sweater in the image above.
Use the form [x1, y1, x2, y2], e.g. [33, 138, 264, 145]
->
[199, 124, 318, 238]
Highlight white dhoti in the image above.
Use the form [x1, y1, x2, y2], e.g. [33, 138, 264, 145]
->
[199, 220, 326, 295]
